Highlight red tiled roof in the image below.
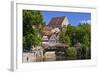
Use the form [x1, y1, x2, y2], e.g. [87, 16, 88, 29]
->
[48, 16, 65, 27]
[42, 26, 52, 36]
[43, 26, 52, 31]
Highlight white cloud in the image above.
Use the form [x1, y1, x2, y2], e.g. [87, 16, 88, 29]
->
[80, 20, 91, 24]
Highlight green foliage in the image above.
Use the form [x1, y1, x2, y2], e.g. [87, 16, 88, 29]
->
[77, 23, 91, 47]
[82, 35, 90, 47]
[23, 10, 45, 36]
[80, 44, 87, 59]
[23, 29, 41, 48]
[23, 10, 45, 50]
[65, 24, 77, 46]
[65, 24, 91, 48]
[59, 31, 71, 46]
[23, 10, 33, 36]
[64, 23, 91, 59]
[66, 47, 77, 57]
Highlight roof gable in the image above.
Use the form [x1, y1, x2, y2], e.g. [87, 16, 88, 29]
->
[48, 16, 65, 26]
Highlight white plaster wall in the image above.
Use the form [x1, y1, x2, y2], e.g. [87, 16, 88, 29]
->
[62, 17, 69, 26]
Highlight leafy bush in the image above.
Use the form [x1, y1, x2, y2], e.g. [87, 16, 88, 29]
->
[80, 44, 91, 59]
[59, 31, 71, 46]
[66, 47, 77, 57]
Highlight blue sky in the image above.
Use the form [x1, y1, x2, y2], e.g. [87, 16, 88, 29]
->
[42, 11, 91, 26]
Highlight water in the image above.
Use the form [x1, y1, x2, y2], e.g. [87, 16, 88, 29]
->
[22, 52, 67, 62]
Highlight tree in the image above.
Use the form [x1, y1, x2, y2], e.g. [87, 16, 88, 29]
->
[65, 24, 77, 46]
[65, 24, 91, 48]
[59, 31, 71, 46]
[82, 35, 90, 47]
[23, 29, 41, 51]
[25, 33, 41, 48]
[77, 23, 91, 48]
[23, 10, 45, 36]
[80, 44, 87, 59]
[23, 10, 45, 51]
[65, 23, 91, 59]
[76, 23, 91, 59]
